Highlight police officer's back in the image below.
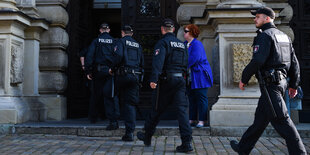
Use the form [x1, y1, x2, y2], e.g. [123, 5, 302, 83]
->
[84, 23, 120, 128]
[137, 19, 193, 153]
[230, 7, 307, 155]
[112, 25, 144, 141]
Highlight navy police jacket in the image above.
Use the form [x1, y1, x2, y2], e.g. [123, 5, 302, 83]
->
[150, 32, 188, 83]
[241, 23, 300, 89]
[112, 36, 144, 70]
[85, 32, 114, 74]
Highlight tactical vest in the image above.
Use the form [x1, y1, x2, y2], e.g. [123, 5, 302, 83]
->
[122, 38, 141, 69]
[261, 28, 292, 71]
[163, 39, 188, 73]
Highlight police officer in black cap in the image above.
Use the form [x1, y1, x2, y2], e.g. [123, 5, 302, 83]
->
[85, 23, 120, 130]
[111, 25, 144, 141]
[230, 7, 307, 155]
[137, 18, 193, 153]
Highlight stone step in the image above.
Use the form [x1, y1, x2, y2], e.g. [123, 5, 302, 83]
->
[9, 119, 210, 137]
[1, 119, 309, 138]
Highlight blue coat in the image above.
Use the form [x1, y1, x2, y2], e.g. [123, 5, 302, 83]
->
[185, 38, 213, 89]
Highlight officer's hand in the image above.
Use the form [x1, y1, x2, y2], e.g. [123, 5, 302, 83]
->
[239, 81, 245, 90]
[288, 88, 297, 98]
[87, 74, 92, 80]
[109, 68, 114, 76]
[150, 82, 157, 89]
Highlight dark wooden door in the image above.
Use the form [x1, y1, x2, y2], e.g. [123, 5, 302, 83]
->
[122, 0, 180, 119]
[289, 0, 310, 122]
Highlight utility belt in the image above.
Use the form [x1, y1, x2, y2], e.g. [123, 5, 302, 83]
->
[159, 72, 184, 80]
[262, 69, 286, 84]
[97, 64, 109, 72]
[114, 66, 142, 76]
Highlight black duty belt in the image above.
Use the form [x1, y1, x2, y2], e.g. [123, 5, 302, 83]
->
[124, 69, 142, 75]
[97, 64, 109, 72]
[166, 73, 183, 78]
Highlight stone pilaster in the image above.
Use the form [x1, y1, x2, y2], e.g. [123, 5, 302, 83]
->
[0, 2, 31, 123]
[35, 0, 68, 121]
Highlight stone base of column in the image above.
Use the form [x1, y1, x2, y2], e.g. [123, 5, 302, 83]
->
[210, 97, 258, 136]
[38, 95, 66, 121]
[0, 97, 30, 124]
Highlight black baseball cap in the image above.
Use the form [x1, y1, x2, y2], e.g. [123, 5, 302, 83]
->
[121, 25, 133, 32]
[161, 18, 174, 28]
[100, 23, 110, 29]
[251, 7, 275, 19]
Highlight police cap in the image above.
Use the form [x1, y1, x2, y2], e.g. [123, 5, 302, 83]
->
[100, 23, 110, 29]
[121, 25, 134, 32]
[251, 7, 275, 19]
[161, 18, 174, 28]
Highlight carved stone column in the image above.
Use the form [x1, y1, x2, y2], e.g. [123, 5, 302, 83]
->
[36, 0, 69, 121]
[0, 1, 31, 123]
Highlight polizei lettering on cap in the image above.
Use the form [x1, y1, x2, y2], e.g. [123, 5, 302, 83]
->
[98, 39, 113, 43]
[170, 42, 185, 49]
[126, 40, 139, 48]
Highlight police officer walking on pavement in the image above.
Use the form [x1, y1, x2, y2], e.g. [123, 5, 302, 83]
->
[230, 7, 307, 155]
[85, 23, 120, 130]
[111, 25, 144, 141]
[137, 18, 193, 153]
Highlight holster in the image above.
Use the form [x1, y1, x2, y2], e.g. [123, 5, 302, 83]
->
[263, 69, 286, 84]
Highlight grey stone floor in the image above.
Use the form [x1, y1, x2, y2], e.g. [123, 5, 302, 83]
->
[0, 134, 309, 155]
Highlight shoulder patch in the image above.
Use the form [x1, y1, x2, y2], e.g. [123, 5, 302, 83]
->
[155, 49, 160, 56]
[275, 34, 290, 43]
[253, 45, 259, 53]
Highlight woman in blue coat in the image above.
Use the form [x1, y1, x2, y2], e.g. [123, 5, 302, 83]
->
[184, 24, 213, 127]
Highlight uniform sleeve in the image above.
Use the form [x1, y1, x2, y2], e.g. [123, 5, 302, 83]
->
[150, 41, 166, 83]
[112, 40, 124, 67]
[241, 33, 272, 84]
[85, 40, 96, 74]
[288, 46, 300, 89]
[140, 47, 144, 70]
[188, 42, 203, 67]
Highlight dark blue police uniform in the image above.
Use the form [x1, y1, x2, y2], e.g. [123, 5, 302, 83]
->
[137, 25, 193, 152]
[112, 29, 144, 141]
[85, 31, 120, 127]
[232, 22, 307, 155]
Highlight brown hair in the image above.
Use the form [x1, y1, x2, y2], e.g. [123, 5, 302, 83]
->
[185, 24, 200, 38]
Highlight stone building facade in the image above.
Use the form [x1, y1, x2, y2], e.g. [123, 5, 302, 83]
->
[0, 0, 308, 134]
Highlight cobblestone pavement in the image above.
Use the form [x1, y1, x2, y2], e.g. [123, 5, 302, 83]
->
[0, 134, 309, 155]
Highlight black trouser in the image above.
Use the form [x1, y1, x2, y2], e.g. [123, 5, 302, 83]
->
[116, 73, 140, 133]
[89, 72, 119, 122]
[238, 78, 307, 155]
[144, 77, 192, 143]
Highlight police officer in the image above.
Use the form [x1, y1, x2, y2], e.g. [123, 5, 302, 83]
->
[111, 25, 144, 141]
[137, 19, 193, 153]
[230, 7, 307, 155]
[85, 23, 120, 130]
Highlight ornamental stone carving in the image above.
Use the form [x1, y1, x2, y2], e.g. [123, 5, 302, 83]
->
[10, 41, 24, 84]
[232, 43, 257, 85]
[217, 0, 263, 8]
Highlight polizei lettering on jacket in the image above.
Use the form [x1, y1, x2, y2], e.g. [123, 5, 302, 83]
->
[98, 39, 113, 44]
[170, 42, 185, 49]
[126, 40, 139, 48]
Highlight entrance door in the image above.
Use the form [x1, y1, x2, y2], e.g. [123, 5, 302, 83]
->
[289, 0, 310, 122]
[122, 0, 180, 119]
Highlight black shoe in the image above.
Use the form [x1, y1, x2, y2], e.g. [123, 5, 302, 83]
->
[90, 119, 97, 124]
[122, 133, 134, 142]
[230, 140, 241, 153]
[137, 131, 151, 146]
[106, 122, 119, 130]
[176, 143, 193, 153]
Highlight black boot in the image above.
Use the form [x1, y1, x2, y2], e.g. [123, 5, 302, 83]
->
[137, 131, 151, 146]
[122, 132, 134, 142]
[176, 143, 193, 153]
[106, 121, 119, 130]
[230, 140, 245, 155]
